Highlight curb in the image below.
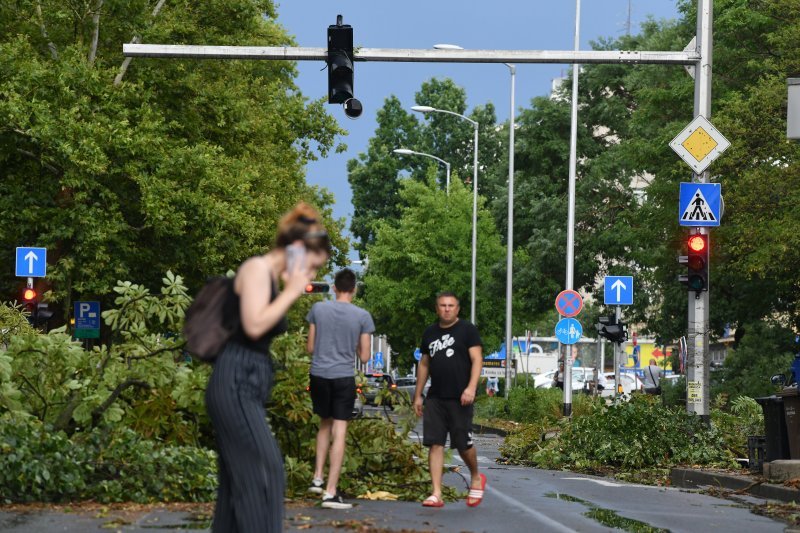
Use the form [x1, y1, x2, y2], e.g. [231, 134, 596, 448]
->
[472, 423, 507, 437]
[670, 468, 800, 503]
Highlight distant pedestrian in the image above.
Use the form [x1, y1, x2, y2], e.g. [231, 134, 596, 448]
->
[553, 362, 565, 390]
[205, 202, 330, 533]
[486, 376, 499, 397]
[643, 358, 663, 395]
[306, 268, 375, 509]
[414, 292, 486, 508]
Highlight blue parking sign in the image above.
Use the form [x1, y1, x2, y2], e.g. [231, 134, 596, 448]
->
[74, 301, 101, 329]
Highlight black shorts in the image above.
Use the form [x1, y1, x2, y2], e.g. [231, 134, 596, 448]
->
[309, 374, 356, 421]
[422, 397, 474, 451]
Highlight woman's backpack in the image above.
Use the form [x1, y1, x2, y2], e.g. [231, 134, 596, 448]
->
[183, 276, 236, 361]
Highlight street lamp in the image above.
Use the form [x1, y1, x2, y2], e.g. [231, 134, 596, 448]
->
[434, 45, 516, 398]
[392, 149, 451, 194]
[411, 104, 479, 325]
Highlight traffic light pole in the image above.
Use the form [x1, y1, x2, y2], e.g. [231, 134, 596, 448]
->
[687, 0, 713, 423]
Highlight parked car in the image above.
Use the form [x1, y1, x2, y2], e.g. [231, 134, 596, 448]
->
[534, 367, 594, 391]
[600, 372, 645, 396]
[394, 376, 430, 401]
[360, 373, 396, 406]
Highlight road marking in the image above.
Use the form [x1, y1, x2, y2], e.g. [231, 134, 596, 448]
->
[561, 477, 623, 487]
[485, 485, 575, 533]
[448, 456, 493, 465]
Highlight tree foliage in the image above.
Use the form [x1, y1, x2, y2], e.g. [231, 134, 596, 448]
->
[0, 0, 347, 323]
[362, 176, 505, 369]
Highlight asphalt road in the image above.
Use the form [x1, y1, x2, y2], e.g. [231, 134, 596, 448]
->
[0, 408, 790, 532]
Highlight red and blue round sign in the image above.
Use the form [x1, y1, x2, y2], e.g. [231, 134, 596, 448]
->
[555, 289, 583, 318]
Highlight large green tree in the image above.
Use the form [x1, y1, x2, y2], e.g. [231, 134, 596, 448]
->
[363, 175, 505, 369]
[0, 0, 347, 322]
[348, 78, 502, 254]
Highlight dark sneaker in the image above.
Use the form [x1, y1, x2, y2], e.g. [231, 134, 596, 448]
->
[308, 478, 324, 495]
[321, 492, 352, 509]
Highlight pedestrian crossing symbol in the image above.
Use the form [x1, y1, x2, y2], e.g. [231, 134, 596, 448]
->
[679, 182, 721, 227]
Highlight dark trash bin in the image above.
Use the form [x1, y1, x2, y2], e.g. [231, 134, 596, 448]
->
[778, 386, 800, 459]
[755, 396, 791, 462]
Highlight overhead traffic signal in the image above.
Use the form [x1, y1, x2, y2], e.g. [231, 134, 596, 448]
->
[597, 316, 627, 344]
[679, 233, 709, 293]
[327, 15, 362, 119]
[305, 282, 330, 294]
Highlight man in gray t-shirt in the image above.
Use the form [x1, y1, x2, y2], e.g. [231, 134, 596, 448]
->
[305, 268, 374, 509]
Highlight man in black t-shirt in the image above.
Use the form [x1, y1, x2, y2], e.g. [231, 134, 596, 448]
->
[413, 292, 486, 508]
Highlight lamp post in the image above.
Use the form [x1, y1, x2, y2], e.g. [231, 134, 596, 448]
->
[392, 148, 451, 194]
[434, 44, 515, 397]
[411, 105, 479, 325]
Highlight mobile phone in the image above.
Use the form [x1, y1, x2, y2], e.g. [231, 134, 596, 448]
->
[286, 243, 307, 273]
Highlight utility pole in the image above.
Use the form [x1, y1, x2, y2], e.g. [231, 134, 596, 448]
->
[687, 0, 713, 423]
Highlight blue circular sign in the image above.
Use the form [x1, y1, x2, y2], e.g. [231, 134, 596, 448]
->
[555, 318, 582, 345]
[413, 348, 422, 361]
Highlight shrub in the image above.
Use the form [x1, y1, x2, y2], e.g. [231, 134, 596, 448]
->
[0, 413, 216, 504]
[501, 395, 736, 473]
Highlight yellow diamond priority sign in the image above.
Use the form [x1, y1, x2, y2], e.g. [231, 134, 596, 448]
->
[669, 115, 730, 174]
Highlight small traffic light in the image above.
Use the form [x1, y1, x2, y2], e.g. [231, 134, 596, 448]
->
[23, 288, 37, 304]
[679, 233, 709, 293]
[597, 316, 627, 344]
[305, 282, 330, 294]
[327, 15, 362, 118]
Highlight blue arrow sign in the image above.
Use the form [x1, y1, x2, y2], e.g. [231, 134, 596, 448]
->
[414, 348, 422, 361]
[555, 318, 582, 345]
[15, 247, 47, 278]
[679, 183, 721, 227]
[604, 276, 634, 306]
[74, 301, 101, 329]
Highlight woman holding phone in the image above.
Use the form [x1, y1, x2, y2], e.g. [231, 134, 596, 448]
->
[205, 202, 330, 532]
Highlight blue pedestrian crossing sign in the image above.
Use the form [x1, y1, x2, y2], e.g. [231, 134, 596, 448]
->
[604, 276, 634, 306]
[373, 351, 384, 369]
[679, 183, 721, 227]
[15, 247, 47, 278]
[555, 318, 582, 345]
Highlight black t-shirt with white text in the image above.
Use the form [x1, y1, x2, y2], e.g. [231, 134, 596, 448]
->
[420, 319, 482, 399]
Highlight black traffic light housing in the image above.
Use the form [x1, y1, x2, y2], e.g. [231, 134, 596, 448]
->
[305, 282, 330, 294]
[327, 15, 362, 119]
[678, 233, 709, 294]
[597, 316, 627, 344]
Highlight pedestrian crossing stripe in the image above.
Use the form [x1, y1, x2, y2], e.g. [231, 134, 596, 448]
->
[681, 188, 716, 222]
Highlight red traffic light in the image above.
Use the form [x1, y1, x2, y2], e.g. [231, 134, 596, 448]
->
[23, 288, 37, 301]
[304, 282, 330, 294]
[688, 235, 706, 252]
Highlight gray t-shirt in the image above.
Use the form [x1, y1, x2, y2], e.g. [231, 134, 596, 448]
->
[643, 365, 662, 388]
[306, 300, 375, 379]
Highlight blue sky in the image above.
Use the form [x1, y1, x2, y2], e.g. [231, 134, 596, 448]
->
[275, 1, 680, 253]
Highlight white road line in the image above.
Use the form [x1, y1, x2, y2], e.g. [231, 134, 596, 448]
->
[485, 485, 576, 533]
[560, 477, 623, 487]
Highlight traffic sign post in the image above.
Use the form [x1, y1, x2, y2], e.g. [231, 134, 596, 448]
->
[15, 247, 47, 278]
[604, 276, 633, 306]
[679, 183, 721, 227]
